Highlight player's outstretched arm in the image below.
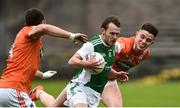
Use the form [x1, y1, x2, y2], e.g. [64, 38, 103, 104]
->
[28, 24, 88, 43]
[35, 70, 57, 79]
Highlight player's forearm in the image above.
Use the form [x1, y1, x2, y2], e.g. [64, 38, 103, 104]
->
[68, 57, 87, 68]
[68, 53, 86, 68]
[109, 68, 118, 77]
[28, 24, 72, 39]
[43, 24, 72, 39]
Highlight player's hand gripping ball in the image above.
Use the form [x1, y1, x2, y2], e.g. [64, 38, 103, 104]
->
[84, 52, 106, 74]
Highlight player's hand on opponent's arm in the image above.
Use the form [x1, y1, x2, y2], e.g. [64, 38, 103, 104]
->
[115, 71, 129, 84]
[110, 69, 129, 83]
[69, 33, 88, 44]
[35, 70, 57, 79]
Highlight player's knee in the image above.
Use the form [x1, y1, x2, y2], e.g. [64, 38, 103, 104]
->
[108, 100, 122, 107]
[109, 103, 122, 107]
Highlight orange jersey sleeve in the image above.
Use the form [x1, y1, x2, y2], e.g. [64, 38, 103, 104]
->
[0, 26, 42, 93]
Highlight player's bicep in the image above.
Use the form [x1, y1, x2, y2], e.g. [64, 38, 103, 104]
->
[28, 25, 45, 39]
[76, 42, 94, 58]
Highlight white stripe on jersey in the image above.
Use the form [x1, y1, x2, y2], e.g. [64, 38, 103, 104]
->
[91, 38, 101, 44]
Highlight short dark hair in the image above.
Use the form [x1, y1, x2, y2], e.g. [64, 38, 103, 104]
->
[141, 23, 159, 37]
[101, 16, 121, 30]
[25, 8, 45, 26]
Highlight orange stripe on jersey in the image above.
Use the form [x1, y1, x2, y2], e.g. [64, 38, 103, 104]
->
[109, 36, 151, 80]
[17, 90, 27, 107]
[0, 26, 42, 93]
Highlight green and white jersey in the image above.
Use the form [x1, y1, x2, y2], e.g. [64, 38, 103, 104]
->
[71, 34, 115, 93]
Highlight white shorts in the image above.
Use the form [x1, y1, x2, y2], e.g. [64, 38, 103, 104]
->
[105, 79, 118, 87]
[64, 81, 101, 108]
[0, 88, 36, 107]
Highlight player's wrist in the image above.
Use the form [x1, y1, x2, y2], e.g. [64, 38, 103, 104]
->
[42, 72, 49, 79]
[69, 33, 75, 42]
[42, 73, 46, 79]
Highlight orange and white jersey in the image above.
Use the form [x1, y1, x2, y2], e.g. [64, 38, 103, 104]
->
[0, 26, 42, 93]
[109, 36, 150, 80]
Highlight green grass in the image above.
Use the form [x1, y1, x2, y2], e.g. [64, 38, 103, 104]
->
[121, 81, 180, 107]
[32, 80, 180, 107]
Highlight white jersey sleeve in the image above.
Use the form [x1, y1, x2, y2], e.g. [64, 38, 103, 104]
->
[76, 42, 94, 58]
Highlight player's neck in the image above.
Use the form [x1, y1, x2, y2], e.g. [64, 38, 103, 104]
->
[133, 46, 145, 56]
[100, 35, 110, 47]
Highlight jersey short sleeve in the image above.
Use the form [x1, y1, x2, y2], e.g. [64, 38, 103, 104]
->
[76, 42, 94, 58]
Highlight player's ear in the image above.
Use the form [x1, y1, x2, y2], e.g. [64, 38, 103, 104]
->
[100, 28, 105, 35]
[136, 30, 139, 36]
[151, 40, 155, 45]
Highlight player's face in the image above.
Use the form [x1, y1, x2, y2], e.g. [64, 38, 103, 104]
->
[102, 23, 120, 46]
[135, 29, 155, 51]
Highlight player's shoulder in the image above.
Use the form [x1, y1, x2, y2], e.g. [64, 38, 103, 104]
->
[22, 26, 34, 32]
[81, 42, 94, 51]
[89, 34, 100, 41]
[116, 36, 135, 53]
[89, 34, 102, 46]
[117, 36, 134, 43]
[18, 26, 34, 37]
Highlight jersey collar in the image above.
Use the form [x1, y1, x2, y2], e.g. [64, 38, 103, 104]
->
[99, 35, 111, 47]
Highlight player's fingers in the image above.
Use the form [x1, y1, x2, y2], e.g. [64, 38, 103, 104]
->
[80, 33, 87, 39]
[52, 71, 57, 74]
[119, 78, 127, 84]
[75, 33, 87, 37]
[49, 71, 57, 74]
[125, 74, 129, 81]
[75, 33, 88, 43]
[97, 58, 103, 65]
[81, 38, 88, 43]
[80, 35, 88, 43]
[117, 73, 128, 82]
[120, 71, 129, 75]
[89, 54, 95, 60]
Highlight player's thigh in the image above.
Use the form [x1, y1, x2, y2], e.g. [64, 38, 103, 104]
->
[65, 82, 100, 107]
[69, 92, 87, 107]
[0, 88, 11, 107]
[102, 80, 122, 106]
[69, 86, 100, 107]
[0, 88, 35, 107]
[65, 83, 88, 107]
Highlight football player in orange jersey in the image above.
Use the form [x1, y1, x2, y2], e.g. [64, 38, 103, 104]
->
[101, 22, 159, 107]
[0, 8, 87, 107]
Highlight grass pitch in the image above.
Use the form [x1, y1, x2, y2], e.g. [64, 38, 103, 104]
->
[32, 80, 180, 107]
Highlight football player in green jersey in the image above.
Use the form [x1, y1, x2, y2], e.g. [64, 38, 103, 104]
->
[30, 16, 128, 107]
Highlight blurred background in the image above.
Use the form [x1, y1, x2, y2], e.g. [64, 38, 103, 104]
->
[0, 0, 180, 107]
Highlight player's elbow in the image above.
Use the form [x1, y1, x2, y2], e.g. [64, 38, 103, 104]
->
[28, 24, 46, 38]
[38, 24, 47, 32]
